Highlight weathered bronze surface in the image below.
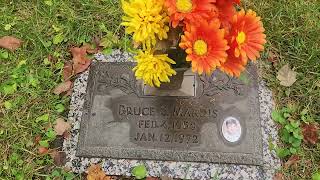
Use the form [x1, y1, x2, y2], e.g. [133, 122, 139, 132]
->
[77, 62, 263, 165]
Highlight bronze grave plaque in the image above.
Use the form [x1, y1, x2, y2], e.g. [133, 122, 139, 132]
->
[77, 62, 263, 165]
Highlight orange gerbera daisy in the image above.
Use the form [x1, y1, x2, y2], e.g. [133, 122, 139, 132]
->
[179, 19, 229, 74]
[229, 9, 266, 63]
[215, 0, 238, 29]
[165, 0, 217, 28]
[219, 48, 246, 77]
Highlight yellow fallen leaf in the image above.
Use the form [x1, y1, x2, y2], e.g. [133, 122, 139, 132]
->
[87, 164, 111, 180]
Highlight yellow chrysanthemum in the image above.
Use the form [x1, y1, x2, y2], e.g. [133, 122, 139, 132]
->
[121, 0, 170, 49]
[133, 50, 177, 87]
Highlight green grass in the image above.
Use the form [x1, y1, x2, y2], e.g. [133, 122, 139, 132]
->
[244, 0, 320, 179]
[0, 0, 319, 179]
[0, 0, 122, 179]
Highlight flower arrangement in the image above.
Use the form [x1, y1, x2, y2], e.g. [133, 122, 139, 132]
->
[121, 0, 266, 87]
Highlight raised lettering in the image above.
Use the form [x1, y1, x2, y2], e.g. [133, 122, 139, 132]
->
[142, 107, 149, 115]
[145, 120, 151, 128]
[127, 107, 133, 115]
[138, 120, 144, 128]
[148, 133, 155, 141]
[119, 105, 126, 115]
[134, 107, 141, 115]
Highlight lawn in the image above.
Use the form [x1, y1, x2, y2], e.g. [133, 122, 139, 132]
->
[0, 0, 319, 179]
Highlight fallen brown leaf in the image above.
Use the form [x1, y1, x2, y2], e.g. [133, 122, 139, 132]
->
[54, 118, 71, 136]
[0, 36, 23, 51]
[34, 135, 42, 145]
[277, 64, 297, 87]
[50, 150, 66, 166]
[53, 80, 73, 95]
[65, 88, 73, 97]
[160, 176, 173, 180]
[63, 62, 73, 81]
[87, 164, 110, 180]
[38, 147, 49, 155]
[74, 60, 91, 74]
[273, 172, 284, 180]
[302, 123, 319, 145]
[48, 55, 54, 63]
[62, 131, 71, 139]
[70, 47, 92, 74]
[284, 155, 300, 169]
[146, 177, 160, 180]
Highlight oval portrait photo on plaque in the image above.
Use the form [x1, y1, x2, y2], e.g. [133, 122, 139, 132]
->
[221, 117, 242, 143]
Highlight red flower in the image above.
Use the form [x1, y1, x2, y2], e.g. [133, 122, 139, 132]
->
[215, 0, 238, 29]
[180, 19, 229, 74]
[165, 0, 216, 27]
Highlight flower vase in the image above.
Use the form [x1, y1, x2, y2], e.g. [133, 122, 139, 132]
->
[157, 68, 189, 90]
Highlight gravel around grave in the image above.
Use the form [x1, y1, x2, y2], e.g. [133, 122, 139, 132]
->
[63, 50, 281, 180]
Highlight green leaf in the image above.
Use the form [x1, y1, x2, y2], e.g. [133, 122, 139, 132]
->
[36, 114, 49, 122]
[132, 164, 147, 179]
[53, 33, 64, 45]
[55, 61, 64, 70]
[44, 0, 53, 6]
[291, 138, 301, 148]
[100, 32, 119, 48]
[28, 76, 40, 87]
[4, 101, 13, 110]
[39, 140, 49, 148]
[312, 172, 320, 180]
[2, 83, 17, 94]
[293, 130, 303, 140]
[78, 35, 91, 44]
[0, 51, 9, 59]
[18, 60, 27, 67]
[45, 128, 56, 140]
[283, 112, 290, 118]
[52, 25, 62, 32]
[102, 48, 113, 55]
[276, 147, 291, 158]
[285, 124, 294, 132]
[10, 152, 19, 161]
[4, 24, 12, 30]
[43, 41, 52, 48]
[63, 172, 75, 180]
[272, 111, 286, 125]
[290, 121, 300, 128]
[289, 147, 297, 154]
[55, 104, 65, 113]
[99, 23, 108, 33]
[300, 108, 308, 116]
[43, 58, 51, 65]
[51, 170, 60, 177]
[289, 136, 295, 143]
[280, 129, 290, 143]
